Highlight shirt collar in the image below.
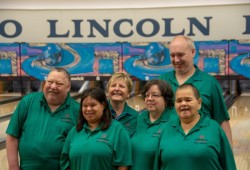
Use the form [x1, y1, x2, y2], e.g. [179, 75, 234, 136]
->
[143, 108, 171, 125]
[167, 65, 203, 84]
[170, 112, 209, 129]
[108, 100, 133, 117]
[83, 122, 104, 132]
[41, 92, 71, 111]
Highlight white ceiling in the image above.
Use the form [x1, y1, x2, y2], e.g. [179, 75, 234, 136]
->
[0, 0, 249, 9]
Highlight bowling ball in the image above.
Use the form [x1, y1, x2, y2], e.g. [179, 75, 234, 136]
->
[143, 42, 165, 65]
[43, 44, 62, 66]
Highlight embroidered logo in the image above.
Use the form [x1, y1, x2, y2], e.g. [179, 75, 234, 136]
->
[152, 129, 162, 137]
[102, 134, 107, 138]
[97, 133, 109, 143]
[61, 114, 73, 122]
[195, 135, 207, 144]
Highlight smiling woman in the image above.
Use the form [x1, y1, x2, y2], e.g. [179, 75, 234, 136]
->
[154, 84, 237, 170]
[106, 72, 139, 137]
[60, 87, 132, 170]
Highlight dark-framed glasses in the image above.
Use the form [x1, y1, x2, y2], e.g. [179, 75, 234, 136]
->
[144, 93, 162, 100]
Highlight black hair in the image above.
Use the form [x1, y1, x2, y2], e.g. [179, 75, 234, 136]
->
[76, 87, 112, 131]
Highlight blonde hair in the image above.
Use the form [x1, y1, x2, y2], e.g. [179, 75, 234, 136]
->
[107, 72, 133, 93]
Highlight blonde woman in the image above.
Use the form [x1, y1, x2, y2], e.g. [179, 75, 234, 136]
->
[107, 72, 139, 137]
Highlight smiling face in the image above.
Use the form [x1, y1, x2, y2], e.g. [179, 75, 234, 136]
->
[82, 96, 105, 128]
[43, 70, 71, 106]
[175, 86, 202, 123]
[107, 78, 130, 103]
[169, 36, 196, 76]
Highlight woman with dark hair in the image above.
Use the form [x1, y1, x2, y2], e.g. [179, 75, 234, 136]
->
[130, 79, 174, 170]
[154, 84, 236, 170]
[60, 87, 132, 170]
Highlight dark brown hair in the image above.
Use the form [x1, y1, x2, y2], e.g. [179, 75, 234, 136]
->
[141, 79, 174, 109]
[76, 87, 112, 131]
[176, 83, 200, 99]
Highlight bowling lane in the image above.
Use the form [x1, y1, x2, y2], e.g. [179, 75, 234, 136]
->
[0, 101, 20, 147]
[0, 101, 19, 116]
[228, 92, 250, 170]
[0, 92, 22, 106]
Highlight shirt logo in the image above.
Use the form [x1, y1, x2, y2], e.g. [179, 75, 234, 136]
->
[125, 123, 130, 127]
[97, 133, 109, 143]
[195, 135, 207, 144]
[102, 134, 107, 138]
[152, 129, 162, 137]
[61, 114, 73, 122]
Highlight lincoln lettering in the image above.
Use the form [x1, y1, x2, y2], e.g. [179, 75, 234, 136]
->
[1, 16, 250, 38]
[47, 17, 213, 38]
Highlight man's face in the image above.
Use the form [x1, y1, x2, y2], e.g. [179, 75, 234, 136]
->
[43, 70, 71, 106]
[169, 37, 195, 75]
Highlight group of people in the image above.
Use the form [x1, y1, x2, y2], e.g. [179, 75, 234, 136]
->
[6, 36, 236, 170]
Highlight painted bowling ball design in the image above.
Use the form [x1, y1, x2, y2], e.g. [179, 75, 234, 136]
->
[43, 44, 62, 66]
[143, 42, 165, 65]
[241, 56, 250, 65]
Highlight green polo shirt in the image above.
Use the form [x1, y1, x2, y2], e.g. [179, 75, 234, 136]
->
[109, 101, 139, 137]
[60, 120, 132, 170]
[131, 108, 171, 170]
[159, 65, 230, 123]
[154, 114, 236, 170]
[6, 92, 80, 170]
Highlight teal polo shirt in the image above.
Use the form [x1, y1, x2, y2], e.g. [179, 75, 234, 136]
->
[109, 101, 138, 137]
[131, 108, 171, 170]
[6, 92, 80, 170]
[159, 65, 230, 123]
[60, 120, 132, 170]
[154, 114, 236, 170]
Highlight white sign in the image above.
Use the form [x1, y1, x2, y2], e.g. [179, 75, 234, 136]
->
[0, 4, 250, 42]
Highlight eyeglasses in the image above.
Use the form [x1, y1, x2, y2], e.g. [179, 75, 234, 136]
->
[144, 93, 162, 100]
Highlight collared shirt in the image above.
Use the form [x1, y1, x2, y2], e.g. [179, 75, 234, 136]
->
[159, 65, 230, 123]
[154, 113, 236, 170]
[109, 101, 138, 137]
[6, 92, 79, 170]
[131, 108, 171, 170]
[60, 120, 132, 170]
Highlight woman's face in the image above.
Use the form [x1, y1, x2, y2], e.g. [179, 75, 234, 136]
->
[175, 87, 201, 122]
[108, 78, 130, 102]
[144, 84, 166, 114]
[82, 96, 105, 126]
